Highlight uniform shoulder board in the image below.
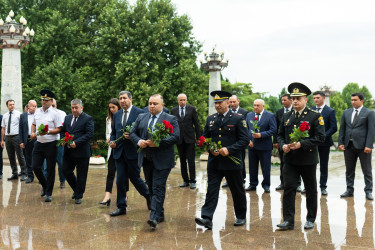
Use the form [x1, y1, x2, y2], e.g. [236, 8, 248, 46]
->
[208, 113, 216, 117]
[308, 108, 319, 113]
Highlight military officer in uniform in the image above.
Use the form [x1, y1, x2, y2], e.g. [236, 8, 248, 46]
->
[195, 90, 250, 229]
[277, 83, 325, 230]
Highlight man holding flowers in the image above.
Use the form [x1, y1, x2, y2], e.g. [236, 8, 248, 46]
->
[276, 82, 325, 230]
[130, 94, 179, 230]
[195, 90, 250, 229]
[30, 89, 63, 202]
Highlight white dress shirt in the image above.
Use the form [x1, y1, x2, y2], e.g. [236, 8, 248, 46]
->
[33, 106, 63, 143]
[1, 110, 22, 135]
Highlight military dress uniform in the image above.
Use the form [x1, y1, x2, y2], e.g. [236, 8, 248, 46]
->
[198, 108, 250, 227]
[277, 83, 325, 230]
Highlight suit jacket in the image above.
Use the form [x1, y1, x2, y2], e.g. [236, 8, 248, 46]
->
[19, 112, 31, 145]
[62, 112, 94, 158]
[171, 105, 201, 144]
[273, 107, 293, 144]
[110, 106, 145, 160]
[277, 108, 325, 165]
[338, 107, 375, 149]
[246, 110, 277, 151]
[203, 111, 250, 170]
[130, 112, 179, 170]
[311, 105, 337, 147]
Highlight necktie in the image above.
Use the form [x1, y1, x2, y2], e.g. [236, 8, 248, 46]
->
[72, 117, 77, 128]
[256, 113, 260, 120]
[122, 110, 128, 130]
[352, 110, 358, 125]
[316, 108, 321, 112]
[232, 109, 237, 113]
[284, 108, 288, 113]
[7, 111, 12, 134]
[148, 115, 156, 132]
[181, 108, 185, 119]
[295, 112, 300, 119]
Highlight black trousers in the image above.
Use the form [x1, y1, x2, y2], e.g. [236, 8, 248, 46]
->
[62, 155, 90, 199]
[23, 139, 36, 180]
[0, 146, 3, 175]
[318, 146, 330, 189]
[201, 168, 246, 221]
[344, 142, 373, 192]
[177, 142, 196, 183]
[32, 141, 58, 196]
[143, 158, 171, 221]
[5, 135, 26, 175]
[105, 152, 118, 193]
[241, 149, 246, 182]
[282, 163, 317, 224]
[278, 149, 301, 187]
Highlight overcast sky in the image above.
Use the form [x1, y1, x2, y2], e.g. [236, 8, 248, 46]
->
[170, 0, 375, 97]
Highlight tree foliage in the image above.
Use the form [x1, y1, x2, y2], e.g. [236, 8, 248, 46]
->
[0, 0, 207, 139]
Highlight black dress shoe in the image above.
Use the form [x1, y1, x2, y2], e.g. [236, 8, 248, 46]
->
[245, 185, 256, 191]
[146, 196, 151, 210]
[264, 187, 270, 193]
[157, 216, 165, 224]
[0, 174, 2, 179]
[275, 184, 284, 190]
[72, 194, 76, 199]
[148, 219, 158, 229]
[366, 192, 373, 200]
[296, 186, 302, 192]
[20, 175, 28, 181]
[195, 217, 212, 229]
[277, 221, 294, 230]
[75, 198, 82, 204]
[321, 189, 328, 195]
[110, 208, 126, 217]
[25, 178, 33, 183]
[18, 172, 22, 176]
[99, 199, 111, 206]
[301, 189, 306, 194]
[41, 189, 46, 197]
[60, 182, 65, 189]
[340, 190, 353, 198]
[179, 182, 189, 187]
[304, 221, 314, 229]
[45, 196, 52, 202]
[189, 183, 196, 189]
[7, 174, 18, 180]
[234, 218, 246, 226]
[222, 182, 228, 188]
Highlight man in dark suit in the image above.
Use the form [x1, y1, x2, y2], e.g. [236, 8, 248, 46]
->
[171, 93, 201, 189]
[61, 99, 94, 204]
[195, 91, 250, 229]
[109, 90, 151, 216]
[277, 82, 325, 230]
[311, 91, 337, 195]
[274, 94, 303, 191]
[245, 99, 277, 193]
[338, 92, 375, 200]
[130, 94, 179, 229]
[220, 95, 249, 187]
[19, 100, 37, 183]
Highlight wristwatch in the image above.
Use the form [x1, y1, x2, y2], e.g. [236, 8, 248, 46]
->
[47, 130, 50, 135]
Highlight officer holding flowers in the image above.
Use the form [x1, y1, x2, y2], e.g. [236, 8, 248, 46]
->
[276, 82, 325, 230]
[195, 90, 250, 229]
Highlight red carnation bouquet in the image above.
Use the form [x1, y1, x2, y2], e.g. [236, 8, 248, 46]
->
[250, 117, 260, 134]
[37, 124, 49, 135]
[198, 136, 241, 165]
[289, 121, 310, 142]
[57, 132, 74, 146]
[138, 120, 173, 151]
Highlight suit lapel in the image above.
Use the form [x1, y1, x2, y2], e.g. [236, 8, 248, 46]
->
[127, 108, 136, 125]
[353, 108, 366, 127]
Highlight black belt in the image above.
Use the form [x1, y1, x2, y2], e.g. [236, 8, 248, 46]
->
[6, 134, 18, 137]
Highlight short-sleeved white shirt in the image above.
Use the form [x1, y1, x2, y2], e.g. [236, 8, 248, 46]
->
[33, 106, 63, 143]
[56, 109, 67, 140]
[1, 110, 22, 135]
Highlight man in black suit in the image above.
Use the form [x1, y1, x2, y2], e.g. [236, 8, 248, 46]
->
[109, 90, 151, 216]
[195, 91, 250, 229]
[338, 92, 375, 200]
[61, 99, 94, 204]
[311, 91, 337, 195]
[220, 95, 249, 187]
[277, 82, 325, 230]
[130, 94, 179, 230]
[19, 100, 38, 183]
[273, 94, 302, 192]
[171, 93, 201, 189]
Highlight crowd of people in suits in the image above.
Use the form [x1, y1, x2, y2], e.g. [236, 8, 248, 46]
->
[1, 82, 374, 231]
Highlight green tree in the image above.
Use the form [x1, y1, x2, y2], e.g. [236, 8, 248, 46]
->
[264, 95, 282, 113]
[221, 81, 259, 111]
[329, 92, 347, 123]
[341, 82, 373, 109]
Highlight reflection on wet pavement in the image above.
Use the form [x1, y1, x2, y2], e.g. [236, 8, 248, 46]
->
[0, 151, 374, 249]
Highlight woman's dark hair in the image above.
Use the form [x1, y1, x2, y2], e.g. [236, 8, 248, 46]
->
[107, 98, 120, 120]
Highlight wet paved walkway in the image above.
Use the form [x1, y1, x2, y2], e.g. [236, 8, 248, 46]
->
[0, 151, 374, 249]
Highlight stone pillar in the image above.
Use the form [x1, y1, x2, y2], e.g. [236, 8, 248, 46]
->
[1, 43, 22, 114]
[208, 71, 221, 115]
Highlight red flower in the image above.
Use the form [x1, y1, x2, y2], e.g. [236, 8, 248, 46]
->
[64, 137, 69, 142]
[162, 120, 173, 133]
[198, 136, 206, 147]
[299, 122, 309, 132]
[43, 125, 49, 132]
[254, 117, 258, 121]
[65, 132, 69, 136]
[69, 135, 73, 140]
